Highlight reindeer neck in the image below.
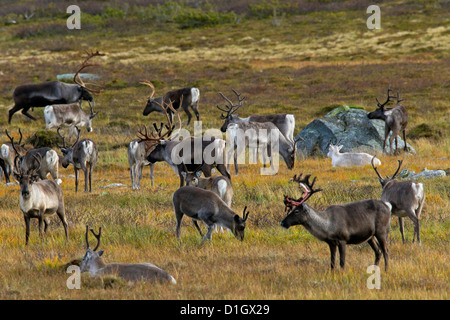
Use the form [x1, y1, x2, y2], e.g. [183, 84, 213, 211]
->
[215, 204, 236, 230]
[89, 256, 107, 275]
[301, 204, 331, 241]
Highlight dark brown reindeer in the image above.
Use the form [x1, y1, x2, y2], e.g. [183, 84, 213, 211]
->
[13, 154, 68, 245]
[141, 80, 200, 125]
[368, 86, 409, 155]
[172, 186, 250, 242]
[81, 226, 176, 284]
[138, 100, 230, 187]
[217, 89, 296, 143]
[58, 128, 98, 192]
[8, 51, 104, 123]
[371, 157, 425, 243]
[280, 174, 391, 271]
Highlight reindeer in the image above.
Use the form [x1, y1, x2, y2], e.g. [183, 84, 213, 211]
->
[141, 80, 200, 125]
[138, 100, 230, 187]
[368, 86, 409, 155]
[280, 174, 391, 271]
[58, 128, 98, 192]
[217, 89, 296, 143]
[327, 141, 381, 167]
[8, 51, 104, 124]
[1, 129, 26, 182]
[81, 226, 176, 284]
[128, 139, 155, 189]
[172, 186, 249, 242]
[5, 130, 61, 184]
[44, 102, 98, 138]
[13, 154, 68, 245]
[371, 157, 425, 243]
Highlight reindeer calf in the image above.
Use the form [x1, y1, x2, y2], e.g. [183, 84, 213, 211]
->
[327, 143, 381, 167]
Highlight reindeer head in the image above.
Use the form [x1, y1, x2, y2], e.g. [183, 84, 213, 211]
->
[371, 156, 403, 187]
[13, 154, 41, 199]
[80, 225, 104, 275]
[232, 206, 250, 241]
[57, 127, 81, 168]
[368, 86, 403, 120]
[216, 89, 245, 132]
[280, 174, 323, 228]
[181, 164, 203, 186]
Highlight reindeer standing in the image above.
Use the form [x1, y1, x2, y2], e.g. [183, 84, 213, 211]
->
[58, 128, 98, 192]
[371, 157, 425, 243]
[281, 174, 391, 271]
[8, 51, 104, 123]
[368, 86, 409, 155]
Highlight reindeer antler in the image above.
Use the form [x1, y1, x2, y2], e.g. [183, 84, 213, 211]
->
[137, 99, 181, 152]
[216, 88, 245, 119]
[287, 173, 323, 207]
[5, 129, 22, 156]
[85, 225, 102, 251]
[375, 85, 397, 108]
[140, 80, 156, 99]
[73, 50, 105, 94]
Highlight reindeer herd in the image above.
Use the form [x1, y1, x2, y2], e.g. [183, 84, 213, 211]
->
[1, 51, 427, 285]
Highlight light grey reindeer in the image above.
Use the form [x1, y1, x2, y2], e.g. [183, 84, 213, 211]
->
[80, 226, 176, 284]
[368, 86, 409, 155]
[44, 102, 98, 138]
[14, 154, 68, 245]
[58, 127, 98, 192]
[371, 157, 425, 243]
[172, 186, 249, 242]
[280, 174, 391, 271]
[128, 139, 155, 189]
[1, 129, 26, 182]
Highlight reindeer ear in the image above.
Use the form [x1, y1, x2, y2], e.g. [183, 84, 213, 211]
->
[89, 112, 98, 119]
[338, 145, 343, 151]
[181, 172, 186, 179]
[196, 171, 202, 178]
[98, 250, 104, 256]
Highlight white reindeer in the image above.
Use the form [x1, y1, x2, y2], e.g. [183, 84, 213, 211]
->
[327, 142, 381, 167]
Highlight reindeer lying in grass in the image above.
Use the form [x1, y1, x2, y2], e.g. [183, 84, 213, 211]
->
[80, 226, 176, 284]
[327, 141, 381, 167]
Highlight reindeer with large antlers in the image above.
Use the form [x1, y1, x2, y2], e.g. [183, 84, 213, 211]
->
[58, 127, 98, 192]
[371, 157, 425, 243]
[141, 80, 200, 125]
[368, 86, 409, 155]
[13, 153, 68, 245]
[219, 89, 300, 174]
[1, 129, 26, 183]
[8, 50, 104, 123]
[280, 174, 391, 271]
[80, 226, 176, 284]
[217, 89, 296, 143]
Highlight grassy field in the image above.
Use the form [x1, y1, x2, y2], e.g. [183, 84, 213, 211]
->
[0, 0, 448, 300]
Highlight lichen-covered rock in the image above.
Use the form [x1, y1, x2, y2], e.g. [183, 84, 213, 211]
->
[295, 105, 415, 157]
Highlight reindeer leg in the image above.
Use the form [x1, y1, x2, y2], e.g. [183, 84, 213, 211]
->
[88, 165, 92, 192]
[21, 107, 37, 121]
[149, 163, 154, 187]
[74, 168, 79, 192]
[56, 207, 68, 242]
[24, 215, 31, 245]
[338, 241, 346, 269]
[398, 217, 405, 243]
[403, 130, 408, 152]
[130, 163, 135, 190]
[38, 213, 45, 242]
[192, 220, 203, 237]
[375, 233, 389, 272]
[175, 210, 184, 240]
[327, 241, 337, 270]
[367, 237, 381, 266]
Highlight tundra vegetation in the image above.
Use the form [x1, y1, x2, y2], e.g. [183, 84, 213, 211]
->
[0, 0, 448, 299]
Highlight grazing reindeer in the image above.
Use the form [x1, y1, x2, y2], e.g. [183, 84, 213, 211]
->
[226, 121, 299, 175]
[217, 89, 295, 143]
[280, 174, 391, 271]
[182, 164, 233, 207]
[327, 141, 381, 167]
[371, 157, 425, 243]
[8, 51, 104, 123]
[141, 80, 200, 125]
[138, 100, 230, 187]
[58, 128, 98, 192]
[13, 154, 68, 245]
[128, 139, 155, 189]
[172, 186, 250, 242]
[368, 86, 409, 155]
[81, 226, 176, 284]
[5, 130, 60, 184]
[1, 129, 26, 182]
[44, 102, 98, 138]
